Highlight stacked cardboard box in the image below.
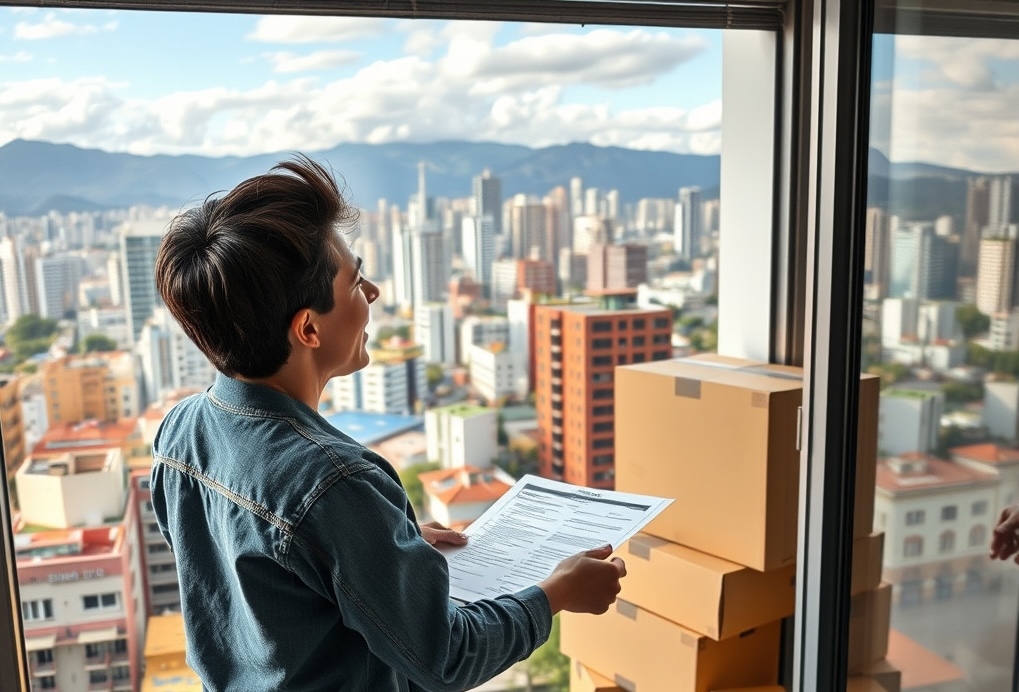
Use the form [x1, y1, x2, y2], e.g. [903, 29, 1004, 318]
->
[562, 355, 896, 691]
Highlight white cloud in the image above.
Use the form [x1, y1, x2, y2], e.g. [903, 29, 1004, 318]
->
[0, 51, 31, 63]
[452, 28, 708, 93]
[265, 49, 359, 73]
[896, 36, 1019, 91]
[0, 26, 722, 159]
[13, 11, 115, 40]
[247, 16, 386, 44]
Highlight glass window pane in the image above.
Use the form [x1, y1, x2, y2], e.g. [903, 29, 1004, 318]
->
[860, 26, 1019, 691]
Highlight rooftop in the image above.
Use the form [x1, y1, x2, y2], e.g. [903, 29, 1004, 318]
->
[419, 465, 514, 505]
[324, 410, 423, 447]
[950, 443, 1019, 467]
[876, 453, 997, 494]
[33, 418, 140, 456]
[14, 525, 121, 562]
[883, 388, 937, 400]
[431, 403, 492, 418]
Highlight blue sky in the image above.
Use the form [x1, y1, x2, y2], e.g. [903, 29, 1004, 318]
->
[0, 9, 1017, 172]
[0, 10, 723, 158]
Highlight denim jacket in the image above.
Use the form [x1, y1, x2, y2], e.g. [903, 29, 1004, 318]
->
[151, 374, 552, 691]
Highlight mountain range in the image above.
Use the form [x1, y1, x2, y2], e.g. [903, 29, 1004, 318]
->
[0, 139, 1009, 222]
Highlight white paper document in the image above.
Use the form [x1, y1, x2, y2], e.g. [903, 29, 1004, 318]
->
[438, 474, 673, 603]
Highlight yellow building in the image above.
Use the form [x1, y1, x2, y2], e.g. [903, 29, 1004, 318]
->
[0, 374, 25, 480]
[142, 613, 201, 692]
[42, 351, 139, 425]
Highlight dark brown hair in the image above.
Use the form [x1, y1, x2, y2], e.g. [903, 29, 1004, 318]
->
[155, 155, 357, 378]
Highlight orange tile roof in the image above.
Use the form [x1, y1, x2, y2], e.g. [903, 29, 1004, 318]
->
[876, 454, 997, 494]
[418, 465, 513, 505]
[949, 443, 1019, 466]
[886, 628, 964, 689]
[34, 418, 139, 455]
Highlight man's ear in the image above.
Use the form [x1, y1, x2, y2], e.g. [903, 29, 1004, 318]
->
[290, 308, 320, 349]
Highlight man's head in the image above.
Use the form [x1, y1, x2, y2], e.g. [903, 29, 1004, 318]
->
[155, 155, 359, 378]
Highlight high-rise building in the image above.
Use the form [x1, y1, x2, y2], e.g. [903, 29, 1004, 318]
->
[864, 207, 891, 300]
[569, 177, 584, 219]
[961, 177, 990, 278]
[120, 220, 167, 342]
[391, 217, 413, 309]
[534, 301, 673, 489]
[411, 226, 447, 306]
[675, 186, 703, 262]
[461, 215, 496, 295]
[890, 222, 957, 301]
[976, 237, 1017, 316]
[35, 254, 85, 320]
[0, 236, 28, 326]
[509, 195, 547, 260]
[468, 342, 524, 404]
[414, 302, 455, 366]
[988, 175, 1017, 229]
[472, 170, 502, 238]
[587, 244, 649, 292]
[491, 259, 520, 312]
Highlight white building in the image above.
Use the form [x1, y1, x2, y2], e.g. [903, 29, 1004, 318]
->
[425, 404, 498, 470]
[137, 308, 216, 407]
[459, 315, 510, 366]
[468, 343, 524, 404]
[35, 254, 85, 320]
[984, 381, 1019, 442]
[491, 260, 518, 313]
[462, 215, 496, 293]
[16, 449, 126, 530]
[0, 236, 29, 325]
[414, 302, 455, 366]
[988, 308, 1019, 351]
[78, 308, 132, 351]
[332, 349, 427, 415]
[412, 225, 447, 306]
[417, 465, 516, 530]
[880, 298, 966, 371]
[874, 452, 998, 604]
[878, 388, 943, 456]
[506, 299, 531, 385]
[120, 219, 167, 342]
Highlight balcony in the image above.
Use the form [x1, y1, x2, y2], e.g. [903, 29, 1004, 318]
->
[29, 658, 56, 676]
[84, 651, 111, 670]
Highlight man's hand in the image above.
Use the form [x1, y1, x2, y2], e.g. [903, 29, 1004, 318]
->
[538, 544, 626, 615]
[420, 521, 468, 547]
[991, 504, 1019, 562]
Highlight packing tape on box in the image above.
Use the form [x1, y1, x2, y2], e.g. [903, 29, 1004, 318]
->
[626, 535, 669, 560]
[674, 377, 701, 399]
[616, 599, 638, 620]
[614, 674, 637, 692]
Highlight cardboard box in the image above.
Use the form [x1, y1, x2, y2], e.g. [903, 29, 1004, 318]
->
[571, 660, 624, 692]
[619, 533, 796, 639]
[616, 360, 802, 570]
[856, 659, 901, 692]
[737, 363, 879, 539]
[710, 688, 784, 692]
[561, 599, 781, 692]
[847, 676, 895, 692]
[616, 359, 880, 570]
[849, 584, 892, 672]
[851, 532, 884, 596]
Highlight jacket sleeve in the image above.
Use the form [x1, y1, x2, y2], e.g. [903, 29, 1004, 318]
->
[284, 463, 552, 692]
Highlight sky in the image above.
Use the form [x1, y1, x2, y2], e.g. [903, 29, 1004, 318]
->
[0, 8, 1017, 173]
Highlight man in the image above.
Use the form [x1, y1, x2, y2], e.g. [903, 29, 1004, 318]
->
[151, 155, 626, 691]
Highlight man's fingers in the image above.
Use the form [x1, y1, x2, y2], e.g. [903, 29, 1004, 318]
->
[610, 556, 626, 577]
[585, 544, 613, 558]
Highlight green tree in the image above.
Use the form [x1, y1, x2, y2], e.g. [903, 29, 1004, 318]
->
[5, 315, 59, 363]
[398, 461, 441, 513]
[522, 615, 570, 691]
[956, 304, 990, 339]
[426, 364, 444, 389]
[80, 334, 119, 354]
[940, 380, 983, 404]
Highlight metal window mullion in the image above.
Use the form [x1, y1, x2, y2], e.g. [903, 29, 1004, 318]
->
[793, 0, 873, 690]
[1, 447, 28, 692]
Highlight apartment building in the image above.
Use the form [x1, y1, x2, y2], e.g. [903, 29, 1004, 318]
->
[0, 374, 26, 480]
[424, 403, 498, 470]
[41, 352, 139, 426]
[468, 343, 524, 405]
[331, 341, 427, 415]
[534, 300, 673, 489]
